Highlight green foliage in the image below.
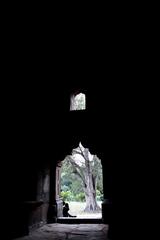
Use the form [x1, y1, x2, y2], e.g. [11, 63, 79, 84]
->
[60, 191, 73, 201]
[96, 190, 104, 201]
[60, 191, 85, 202]
[75, 192, 85, 202]
[61, 147, 103, 203]
[61, 185, 70, 192]
[92, 155, 103, 194]
[61, 158, 83, 196]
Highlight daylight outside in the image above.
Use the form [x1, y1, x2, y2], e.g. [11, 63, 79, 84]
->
[60, 142, 103, 218]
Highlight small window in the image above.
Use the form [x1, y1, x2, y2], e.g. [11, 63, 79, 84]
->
[70, 93, 86, 111]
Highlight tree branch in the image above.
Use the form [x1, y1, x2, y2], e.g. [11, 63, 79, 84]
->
[72, 146, 91, 175]
[72, 147, 89, 163]
[79, 145, 89, 162]
[68, 156, 86, 187]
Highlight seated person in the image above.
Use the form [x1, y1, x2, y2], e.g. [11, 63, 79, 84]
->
[63, 201, 76, 217]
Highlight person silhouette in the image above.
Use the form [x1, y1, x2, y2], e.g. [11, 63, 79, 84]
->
[63, 201, 76, 217]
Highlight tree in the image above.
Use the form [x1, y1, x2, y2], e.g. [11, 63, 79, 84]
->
[64, 143, 103, 212]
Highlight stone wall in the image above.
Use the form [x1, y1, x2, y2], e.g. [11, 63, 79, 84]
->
[4, 84, 113, 239]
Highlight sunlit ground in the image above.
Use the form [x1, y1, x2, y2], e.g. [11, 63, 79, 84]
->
[67, 201, 102, 218]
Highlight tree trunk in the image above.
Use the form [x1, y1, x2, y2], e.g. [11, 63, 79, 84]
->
[83, 173, 101, 212]
[70, 145, 102, 212]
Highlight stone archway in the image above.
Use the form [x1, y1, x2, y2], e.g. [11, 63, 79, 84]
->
[47, 133, 112, 225]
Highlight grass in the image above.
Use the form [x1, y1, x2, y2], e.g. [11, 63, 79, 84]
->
[67, 201, 102, 218]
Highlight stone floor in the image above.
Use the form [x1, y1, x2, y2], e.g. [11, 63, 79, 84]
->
[13, 223, 108, 240]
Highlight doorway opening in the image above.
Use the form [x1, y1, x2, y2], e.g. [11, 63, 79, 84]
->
[58, 142, 103, 219]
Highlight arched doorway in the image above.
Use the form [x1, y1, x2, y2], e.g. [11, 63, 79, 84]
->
[54, 142, 104, 222]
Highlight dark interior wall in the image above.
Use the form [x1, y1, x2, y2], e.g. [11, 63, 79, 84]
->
[3, 83, 115, 239]
[8, 77, 145, 240]
[1, 13, 151, 240]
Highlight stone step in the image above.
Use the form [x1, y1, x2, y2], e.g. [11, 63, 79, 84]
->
[57, 217, 103, 224]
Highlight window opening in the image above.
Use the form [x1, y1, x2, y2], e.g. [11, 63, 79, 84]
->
[70, 93, 86, 111]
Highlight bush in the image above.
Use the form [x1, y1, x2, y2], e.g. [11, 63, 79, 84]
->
[60, 191, 73, 201]
[75, 192, 85, 202]
[61, 191, 86, 202]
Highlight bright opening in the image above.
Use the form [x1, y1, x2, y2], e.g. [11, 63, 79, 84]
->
[60, 142, 103, 218]
[70, 93, 86, 111]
